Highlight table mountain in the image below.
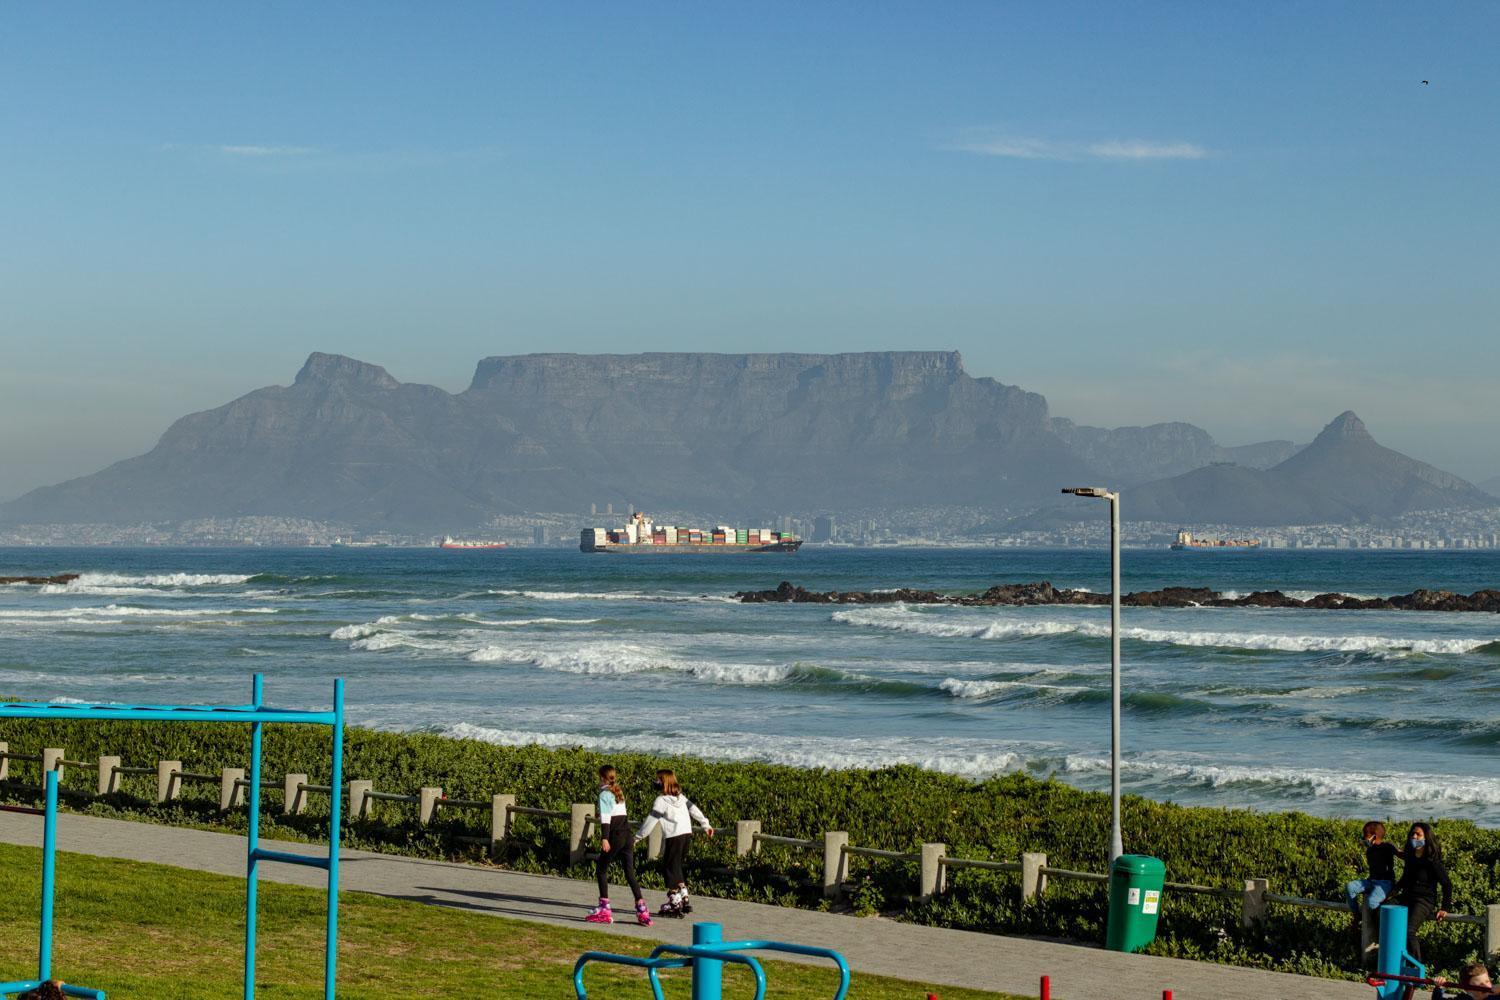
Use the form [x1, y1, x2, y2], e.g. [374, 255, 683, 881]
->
[0, 352, 1358, 530]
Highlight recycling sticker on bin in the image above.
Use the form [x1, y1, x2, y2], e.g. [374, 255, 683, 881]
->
[1127, 887, 1140, 906]
[1142, 890, 1161, 915]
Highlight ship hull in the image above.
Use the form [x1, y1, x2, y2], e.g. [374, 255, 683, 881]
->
[582, 540, 803, 554]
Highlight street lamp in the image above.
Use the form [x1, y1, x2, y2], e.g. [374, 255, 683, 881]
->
[1061, 486, 1124, 863]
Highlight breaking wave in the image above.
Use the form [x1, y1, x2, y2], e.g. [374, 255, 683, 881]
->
[67, 572, 253, 587]
[832, 607, 1495, 655]
[487, 589, 737, 604]
[0, 605, 277, 619]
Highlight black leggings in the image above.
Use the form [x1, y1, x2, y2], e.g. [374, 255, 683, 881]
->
[1403, 897, 1437, 961]
[663, 833, 692, 888]
[598, 817, 642, 900]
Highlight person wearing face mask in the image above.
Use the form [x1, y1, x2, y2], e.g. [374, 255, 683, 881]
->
[1347, 820, 1399, 930]
[1394, 821, 1453, 961]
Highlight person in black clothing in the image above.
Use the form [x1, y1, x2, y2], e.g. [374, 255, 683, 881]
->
[1395, 821, 1452, 961]
[1347, 819, 1400, 926]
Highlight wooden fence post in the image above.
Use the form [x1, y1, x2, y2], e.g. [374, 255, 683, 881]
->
[919, 843, 946, 902]
[1022, 852, 1048, 901]
[1486, 903, 1500, 960]
[490, 794, 515, 855]
[569, 803, 594, 867]
[98, 756, 121, 795]
[418, 787, 442, 826]
[221, 768, 245, 811]
[1241, 878, 1269, 928]
[823, 831, 848, 898]
[157, 760, 181, 804]
[347, 780, 372, 820]
[0, 741, 8, 781]
[42, 748, 64, 788]
[736, 819, 761, 857]
[283, 773, 309, 815]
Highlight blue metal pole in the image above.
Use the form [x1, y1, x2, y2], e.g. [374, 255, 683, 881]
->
[690, 923, 723, 1000]
[1375, 904, 1407, 1000]
[323, 678, 344, 1000]
[244, 673, 264, 1000]
[39, 769, 58, 982]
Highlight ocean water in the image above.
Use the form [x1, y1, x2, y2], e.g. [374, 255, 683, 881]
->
[2, 546, 1497, 824]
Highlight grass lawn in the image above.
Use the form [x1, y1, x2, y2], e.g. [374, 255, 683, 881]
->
[0, 843, 1024, 1000]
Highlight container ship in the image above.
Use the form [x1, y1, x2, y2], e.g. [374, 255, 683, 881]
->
[439, 536, 508, 550]
[1169, 530, 1261, 550]
[580, 512, 801, 553]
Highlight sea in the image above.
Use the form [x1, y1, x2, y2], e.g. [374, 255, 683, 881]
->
[1, 546, 1497, 825]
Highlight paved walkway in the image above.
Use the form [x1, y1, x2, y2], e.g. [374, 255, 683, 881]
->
[0, 812, 1370, 1000]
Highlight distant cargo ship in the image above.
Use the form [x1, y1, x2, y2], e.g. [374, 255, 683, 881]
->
[1170, 530, 1261, 550]
[439, 536, 508, 550]
[581, 512, 802, 553]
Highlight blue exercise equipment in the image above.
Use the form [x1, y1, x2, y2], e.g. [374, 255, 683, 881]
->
[573, 921, 850, 1000]
[1371, 904, 1425, 999]
[0, 770, 106, 999]
[0, 674, 344, 1000]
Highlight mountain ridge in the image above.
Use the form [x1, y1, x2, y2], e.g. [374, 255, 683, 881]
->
[2, 352, 1476, 530]
[1116, 410, 1495, 525]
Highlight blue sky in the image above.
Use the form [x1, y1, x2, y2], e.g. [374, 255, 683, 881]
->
[2, 2, 1496, 498]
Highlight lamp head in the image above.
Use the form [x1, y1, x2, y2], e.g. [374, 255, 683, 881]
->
[1061, 486, 1109, 498]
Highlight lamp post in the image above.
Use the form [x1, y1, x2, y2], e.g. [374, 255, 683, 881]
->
[1061, 486, 1123, 863]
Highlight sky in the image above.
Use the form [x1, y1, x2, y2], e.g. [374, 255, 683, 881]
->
[2, 2, 1497, 500]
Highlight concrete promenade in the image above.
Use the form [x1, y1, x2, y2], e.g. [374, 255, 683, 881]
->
[0, 812, 1371, 1000]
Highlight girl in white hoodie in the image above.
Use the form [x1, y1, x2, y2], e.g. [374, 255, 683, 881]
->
[635, 769, 714, 917]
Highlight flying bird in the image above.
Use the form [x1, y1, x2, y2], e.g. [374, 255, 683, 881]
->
[1422, 80, 1429, 85]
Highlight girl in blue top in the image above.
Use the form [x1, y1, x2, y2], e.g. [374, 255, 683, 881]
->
[586, 764, 651, 926]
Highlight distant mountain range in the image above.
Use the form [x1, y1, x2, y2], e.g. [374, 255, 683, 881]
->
[1481, 476, 1500, 500]
[1021, 411, 1495, 528]
[2, 352, 1492, 531]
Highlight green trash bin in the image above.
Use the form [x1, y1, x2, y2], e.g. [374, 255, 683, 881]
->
[1105, 854, 1166, 952]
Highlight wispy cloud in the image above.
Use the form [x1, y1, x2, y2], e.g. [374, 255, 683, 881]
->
[947, 132, 1211, 162]
[217, 144, 315, 157]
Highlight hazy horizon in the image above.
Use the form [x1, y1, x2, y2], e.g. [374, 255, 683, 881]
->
[3, 3, 1497, 499]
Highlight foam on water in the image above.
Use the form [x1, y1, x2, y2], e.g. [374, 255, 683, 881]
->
[939, 677, 1089, 700]
[488, 588, 737, 604]
[832, 606, 1496, 655]
[67, 572, 254, 588]
[0, 605, 277, 619]
[440, 721, 1030, 775]
[1056, 754, 1500, 808]
[467, 640, 806, 685]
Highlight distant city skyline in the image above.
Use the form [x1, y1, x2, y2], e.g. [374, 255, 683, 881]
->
[3, 3, 1497, 499]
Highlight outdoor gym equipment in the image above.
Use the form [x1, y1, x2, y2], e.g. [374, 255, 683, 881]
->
[0, 770, 106, 999]
[573, 921, 850, 1000]
[0, 674, 345, 1000]
[1370, 904, 1426, 1000]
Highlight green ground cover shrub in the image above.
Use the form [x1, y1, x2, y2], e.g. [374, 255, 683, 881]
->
[2, 717, 1495, 981]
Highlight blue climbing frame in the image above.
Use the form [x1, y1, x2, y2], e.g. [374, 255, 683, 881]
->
[0, 771, 106, 999]
[0, 674, 345, 1000]
[573, 922, 850, 1000]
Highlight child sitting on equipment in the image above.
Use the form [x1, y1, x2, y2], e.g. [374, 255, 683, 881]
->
[19, 981, 67, 1000]
[1432, 962, 1497, 999]
[1346, 820, 1398, 928]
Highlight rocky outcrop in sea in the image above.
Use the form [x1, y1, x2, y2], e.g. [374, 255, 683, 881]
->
[735, 580, 1500, 612]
